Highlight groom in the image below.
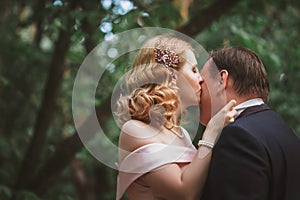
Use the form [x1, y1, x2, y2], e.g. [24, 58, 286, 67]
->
[199, 46, 300, 200]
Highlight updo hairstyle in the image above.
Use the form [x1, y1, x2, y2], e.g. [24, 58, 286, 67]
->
[117, 35, 192, 130]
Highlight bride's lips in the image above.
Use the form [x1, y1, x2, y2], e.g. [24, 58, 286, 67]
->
[198, 88, 202, 95]
[197, 89, 202, 102]
[198, 89, 202, 104]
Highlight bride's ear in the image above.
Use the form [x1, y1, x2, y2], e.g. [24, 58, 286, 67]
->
[219, 69, 229, 89]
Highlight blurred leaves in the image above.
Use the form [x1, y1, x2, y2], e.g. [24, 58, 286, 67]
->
[0, 0, 299, 199]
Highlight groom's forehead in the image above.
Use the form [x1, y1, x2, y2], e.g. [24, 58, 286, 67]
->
[201, 58, 214, 73]
[201, 59, 220, 80]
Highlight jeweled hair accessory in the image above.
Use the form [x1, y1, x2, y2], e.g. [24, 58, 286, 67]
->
[154, 40, 180, 68]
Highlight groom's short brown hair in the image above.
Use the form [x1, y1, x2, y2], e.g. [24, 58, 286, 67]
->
[210, 46, 270, 102]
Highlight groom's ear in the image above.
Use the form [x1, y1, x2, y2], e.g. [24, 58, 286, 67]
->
[219, 69, 229, 89]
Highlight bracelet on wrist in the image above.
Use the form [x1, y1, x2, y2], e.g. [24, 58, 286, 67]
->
[198, 140, 214, 149]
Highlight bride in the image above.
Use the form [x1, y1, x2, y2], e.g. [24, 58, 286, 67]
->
[116, 35, 236, 200]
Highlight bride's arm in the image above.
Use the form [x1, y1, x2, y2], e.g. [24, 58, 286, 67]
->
[142, 100, 237, 200]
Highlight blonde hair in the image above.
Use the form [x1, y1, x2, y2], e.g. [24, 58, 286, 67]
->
[117, 35, 192, 130]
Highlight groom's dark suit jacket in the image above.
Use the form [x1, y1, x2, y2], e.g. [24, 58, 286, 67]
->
[201, 104, 300, 200]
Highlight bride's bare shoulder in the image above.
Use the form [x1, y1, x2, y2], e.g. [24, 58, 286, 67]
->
[119, 120, 161, 151]
[121, 120, 147, 134]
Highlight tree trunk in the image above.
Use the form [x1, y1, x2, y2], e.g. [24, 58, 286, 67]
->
[31, 0, 46, 47]
[177, 0, 242, 37]
[71, 158, 94, 200]
[14, 5, 74, 192]
[0, 0, 7, 71]
[0, 0, 7, 24]
[28, 97, 112, 195]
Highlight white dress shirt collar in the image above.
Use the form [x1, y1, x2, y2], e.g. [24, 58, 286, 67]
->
[234, 98, 264, 116]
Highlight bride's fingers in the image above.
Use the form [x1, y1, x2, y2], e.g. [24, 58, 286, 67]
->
[225, 108, 237, 124]
[223, 99, 237, 112]
[212, 99, 237, 126]
[228, 117, 235, 123]
[228, 109, 238, 118]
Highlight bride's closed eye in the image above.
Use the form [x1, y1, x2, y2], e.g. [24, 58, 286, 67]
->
[192, 66, 198, 73]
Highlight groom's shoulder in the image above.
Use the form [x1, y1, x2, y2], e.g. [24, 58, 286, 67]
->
[223, 108, 299, 147]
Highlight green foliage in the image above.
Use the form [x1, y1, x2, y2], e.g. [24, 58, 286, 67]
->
[0, 0, 299, 200]
[15, 191, 42, 200]
[0, 185, 12, 200]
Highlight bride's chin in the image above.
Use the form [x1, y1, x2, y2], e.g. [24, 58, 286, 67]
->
[189, 101, 200, 107]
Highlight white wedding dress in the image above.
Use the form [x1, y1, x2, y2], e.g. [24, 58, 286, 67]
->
[116, 128, 197, 200]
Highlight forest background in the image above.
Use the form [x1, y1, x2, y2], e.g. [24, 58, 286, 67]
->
[1, 0, 299, 199]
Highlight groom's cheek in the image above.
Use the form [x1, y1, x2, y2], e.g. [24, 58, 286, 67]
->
[199, 101, 211, 126]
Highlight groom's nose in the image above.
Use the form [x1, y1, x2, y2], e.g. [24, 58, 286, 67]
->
[199, 74, 204, 85]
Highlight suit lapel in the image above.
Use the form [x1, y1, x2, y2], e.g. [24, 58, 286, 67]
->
[236, 104, 271, 120]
